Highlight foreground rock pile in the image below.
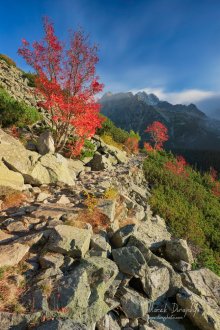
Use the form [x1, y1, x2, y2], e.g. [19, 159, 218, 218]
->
[0, 131, 220, 330]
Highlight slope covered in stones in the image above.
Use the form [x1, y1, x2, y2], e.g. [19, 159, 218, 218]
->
[0, 128, 220, 330]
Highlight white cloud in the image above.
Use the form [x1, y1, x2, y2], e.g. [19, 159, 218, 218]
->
[130, 87, 218, 105]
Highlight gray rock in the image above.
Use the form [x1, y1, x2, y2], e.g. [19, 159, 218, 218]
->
[0, 161, 24, 194]
[96, 312, 120, 330]
[47, 225, 91, 258]
[34, 319, 87, 330]
[120, 287, 148, 318]
[165, 239, 194, 264]
[37, 130, 55, 155]
[0, 243, 29, 267]
[181, 268, 220, 310]
[88, 152, 113, 171]
[176, 287, 220, 330]
[111, 224, 138, 248]
[97, 199, 116, 222]
[39, 252, 64, 269]
[141, 266, 170, 300]
[112, 246, 146, 276]
[90, 231, 111, 255]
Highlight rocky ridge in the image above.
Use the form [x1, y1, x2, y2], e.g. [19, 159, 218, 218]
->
[0, 130, 219, 329]
[0, 59, 36, 107]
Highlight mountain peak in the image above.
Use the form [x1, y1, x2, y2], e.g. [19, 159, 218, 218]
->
[136, 91, 160, 106]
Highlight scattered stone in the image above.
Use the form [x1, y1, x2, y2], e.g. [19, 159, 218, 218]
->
[56, 195, 71, 205]
[36, 192, 50, 202]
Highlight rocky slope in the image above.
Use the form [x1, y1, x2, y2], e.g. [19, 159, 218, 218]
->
[100, 92, 220, 151]
[0, 130, 220, 330]
[0, 59, 36, 107]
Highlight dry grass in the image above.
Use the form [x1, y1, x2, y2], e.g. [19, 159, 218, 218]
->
[1, 192, 27, 210]
[0, 265, 26, 312]
[66, 208, 109, 233]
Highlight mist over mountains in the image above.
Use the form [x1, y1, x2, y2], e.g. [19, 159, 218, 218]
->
[100, 91, 220, 151]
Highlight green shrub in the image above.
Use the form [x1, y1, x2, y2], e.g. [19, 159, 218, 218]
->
[98, 115, 140, 145]
[143, 151, 220, 275]
[0, 54, 16, 67]
[80, 139, 96, 160]
[0, 87, 41, 127]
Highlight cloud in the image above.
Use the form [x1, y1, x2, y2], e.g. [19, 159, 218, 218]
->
[130, 87, 217, 105]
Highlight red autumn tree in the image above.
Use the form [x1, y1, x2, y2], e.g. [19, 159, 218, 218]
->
[18, 17, 103, 156]
[144, 121, 168, 151]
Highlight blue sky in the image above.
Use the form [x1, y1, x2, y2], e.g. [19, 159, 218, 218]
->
[1, 0, 220, 116]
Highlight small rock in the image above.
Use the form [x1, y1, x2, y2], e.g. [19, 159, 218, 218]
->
[56, 195, 71, 205]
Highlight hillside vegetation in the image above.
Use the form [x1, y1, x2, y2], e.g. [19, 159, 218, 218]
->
[143, 150, 220, 275]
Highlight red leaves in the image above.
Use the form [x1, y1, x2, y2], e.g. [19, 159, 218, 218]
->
[165, 155, 188, 177]
[144, 121, 168, 151]
[124, 137, 139, 154]
[18, 17, 103, 156]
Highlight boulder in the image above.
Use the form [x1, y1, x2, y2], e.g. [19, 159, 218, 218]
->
[0, 243, 29, 267]
[0, 161, 24, 195]
[127, 235, 182, 297]
[26, 154, 75, 186]
[132, 220, 171, 250]
[181, 268, 220, 309]
[39, 252, 64, 269]
[34, 319, 87, 330]
[0, 128, 32, 174]
[88, 152, 113, 171]
[49, 267, 90, 311]
[0, 129, 75, 186]
[97, 199, 116, 223]
[165, 239, 194, 264]
[47, 225, 91, 258]
[120, 287, 148, 318]
[177, 287, 220, 330]
[112, 246, 146, 277]
[111, 224, 138, 248]
[48, 257, 118, 325]
[90, 231, 111, 255]
[96, 312, 120, 330]
[36, 130, 55, 155]
[141, 266, 170, 300]
[68, 159, 85, 175]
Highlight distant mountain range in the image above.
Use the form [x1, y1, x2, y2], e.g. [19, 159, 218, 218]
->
[100, 91, 220, 151]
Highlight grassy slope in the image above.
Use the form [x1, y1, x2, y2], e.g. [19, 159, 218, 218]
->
[143, 150, 220, 275]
